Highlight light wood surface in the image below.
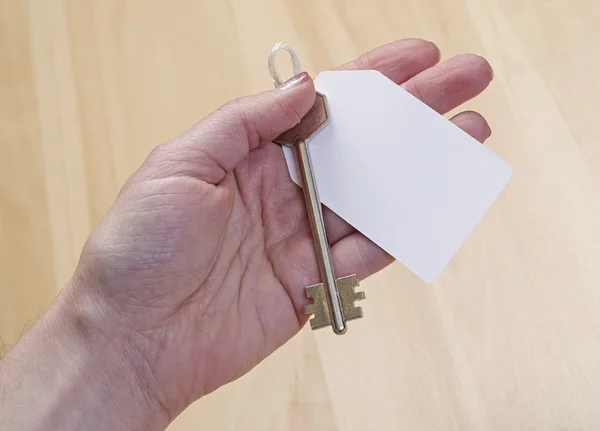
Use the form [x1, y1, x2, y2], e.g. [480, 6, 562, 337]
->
[2, 0, 600, 429]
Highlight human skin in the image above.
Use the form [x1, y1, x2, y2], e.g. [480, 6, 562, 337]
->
[0, 39, 494, 431]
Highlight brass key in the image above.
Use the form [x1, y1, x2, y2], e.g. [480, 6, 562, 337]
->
[274, 92, 365, 334]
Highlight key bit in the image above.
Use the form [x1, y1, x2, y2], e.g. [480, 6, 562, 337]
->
[304, 275, 365, 330]
[274, 91, 365, 335]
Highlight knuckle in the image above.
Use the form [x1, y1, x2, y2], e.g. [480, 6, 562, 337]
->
[147, 141, 172, 163]
[354, 50, 375, 70]
[226, 96, 258, 149]
[276, 93, 303, 125]
[142, 141, 182, 179]
[402, 79, 424, 101]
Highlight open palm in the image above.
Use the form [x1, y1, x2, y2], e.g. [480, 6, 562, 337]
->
[75, 39, 494, 420]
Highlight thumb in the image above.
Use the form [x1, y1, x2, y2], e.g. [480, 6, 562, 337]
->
[159, 72, 316, 184]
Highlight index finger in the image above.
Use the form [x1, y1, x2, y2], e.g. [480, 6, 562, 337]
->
[336, 38, 441, 84]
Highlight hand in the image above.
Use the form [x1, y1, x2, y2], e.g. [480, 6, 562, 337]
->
[3, 39, 495, 429]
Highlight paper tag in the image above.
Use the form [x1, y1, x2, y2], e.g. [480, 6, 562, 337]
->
[283, 70, 513, 282]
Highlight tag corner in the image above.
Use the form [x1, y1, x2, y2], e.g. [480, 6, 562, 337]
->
[419, 271, 439, 284]
[506, 163, 515, 179]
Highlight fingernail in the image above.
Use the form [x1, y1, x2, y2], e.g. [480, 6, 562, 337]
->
[278, 72, 310, 90]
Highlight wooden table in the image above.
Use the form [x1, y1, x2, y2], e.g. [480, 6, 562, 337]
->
[2, 0, 599, 429]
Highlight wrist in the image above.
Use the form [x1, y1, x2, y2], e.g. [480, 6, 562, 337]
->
[0, 273, 171, 431]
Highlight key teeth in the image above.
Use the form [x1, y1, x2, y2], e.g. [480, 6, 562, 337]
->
[303, 275, 366, 331]
[305, 283, 321, 300]
[304, 303, 316, 316]
[344, 305, 363, 321]
[304, 283, 332, 329]
[309, 317, 331, 331]
[336, 274, 365, 322]
[304, 283, 323, 316]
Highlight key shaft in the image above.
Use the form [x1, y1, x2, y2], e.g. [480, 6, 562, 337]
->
[295, 139, 346, 334]
[275, 91, 362, 334]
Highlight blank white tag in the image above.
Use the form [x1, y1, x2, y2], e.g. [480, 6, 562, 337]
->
[283, 70, 513, 282]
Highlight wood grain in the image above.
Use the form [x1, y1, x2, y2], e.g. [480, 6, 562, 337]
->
[2, 0, 600, 429]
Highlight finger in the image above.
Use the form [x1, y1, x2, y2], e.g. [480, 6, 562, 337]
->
[146, 73, 316, 184]
[332, 233, 394, 280]
[401, 54, 494, 114]
[336, 38, 441, 84]
[323, 206, 355, 244]
[450, 111, 492, 143]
